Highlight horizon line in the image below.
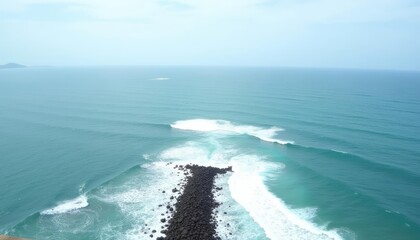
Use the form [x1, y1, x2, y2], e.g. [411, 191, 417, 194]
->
[2, 63, 420, 73]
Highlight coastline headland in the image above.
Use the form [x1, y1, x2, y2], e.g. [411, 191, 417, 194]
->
[0, 63, 26, 69]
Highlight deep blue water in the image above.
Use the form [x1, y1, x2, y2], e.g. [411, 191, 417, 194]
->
[0, 66, 419, 239]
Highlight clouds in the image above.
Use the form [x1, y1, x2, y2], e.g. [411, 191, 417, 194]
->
[0, 0, 419, 69]
[0, 0, 417, 32]
[2, 0, 418, 23]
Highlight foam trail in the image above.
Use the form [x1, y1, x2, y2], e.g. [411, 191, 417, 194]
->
[332, 149, 348, 154]
[158, 141, 343, 240]
[171, 119, 294, 145]
[213, 174, 267, 240]
[41, 195, 88, 215]
[150, 77, 170, 81]
[93, 161, 187, 239]
[88, 139, 344, 239]
[229, 155, 342, 240]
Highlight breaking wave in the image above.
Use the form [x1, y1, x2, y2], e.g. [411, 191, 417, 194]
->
[156, 139, 344, 240]
[40, 195, 88, 215]
[171, 119, 294, 145]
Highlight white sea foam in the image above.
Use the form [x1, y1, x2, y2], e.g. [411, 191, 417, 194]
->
[38, 208, 98, 235]
[94, 161, 187, 239]
[292, 207, 318, 221]
[156, 141, 343, 240]
[41, 195, 88, 215]
[171, 119, 294, 145]
[150, 77, 170, 81]
[92, 136, 344, 239]
[229, 155, 342, 240]
[331, 149, 348, 154]
[213, 174, 267, 240]
[142, 154, 151, 160]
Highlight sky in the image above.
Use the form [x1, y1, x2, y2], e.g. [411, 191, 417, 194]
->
[0, 0, 420, 70]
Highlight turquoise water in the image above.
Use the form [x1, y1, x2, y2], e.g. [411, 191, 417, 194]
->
[0, 66, 419, 240]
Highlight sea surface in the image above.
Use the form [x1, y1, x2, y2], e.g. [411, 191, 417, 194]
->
[0, 66, 419, 240]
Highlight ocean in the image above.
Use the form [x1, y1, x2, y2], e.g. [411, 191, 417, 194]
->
[0, 66, 419, 240]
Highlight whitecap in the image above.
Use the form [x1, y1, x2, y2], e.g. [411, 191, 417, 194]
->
[150, 77, 170, 81]
[292, 207, 318, 221]
[40, 195, 88, 215]
[171, 119, 294, 145]
[331, 149, 348, 154]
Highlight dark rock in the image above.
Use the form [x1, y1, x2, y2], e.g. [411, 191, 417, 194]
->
[162, 164, 232, 240]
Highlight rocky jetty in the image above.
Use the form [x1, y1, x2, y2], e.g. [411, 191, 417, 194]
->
[145, 164, 232, 240]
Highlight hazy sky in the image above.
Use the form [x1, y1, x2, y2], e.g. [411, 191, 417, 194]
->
[1, 0, 420, 70]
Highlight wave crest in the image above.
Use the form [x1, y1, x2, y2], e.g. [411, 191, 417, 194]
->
[171, 119, 294, 145]
[40, 195, 88, 215]
[229, 155, 341, 240]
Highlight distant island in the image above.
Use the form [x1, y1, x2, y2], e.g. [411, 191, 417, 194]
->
[0, 63, 27, 69]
